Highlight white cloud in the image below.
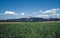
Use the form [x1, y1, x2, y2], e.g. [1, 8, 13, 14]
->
[4, 11, 17, 15]
[37, 15, 49, 18]
[37, 8, 60, 18]
[44, 8, 60, 14]
[21, 13, 24, 15]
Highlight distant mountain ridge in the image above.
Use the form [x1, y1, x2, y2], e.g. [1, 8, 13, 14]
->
[0, 17, 60, 22]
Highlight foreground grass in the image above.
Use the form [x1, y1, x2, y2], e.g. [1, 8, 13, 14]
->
[0, 22, 60, 38]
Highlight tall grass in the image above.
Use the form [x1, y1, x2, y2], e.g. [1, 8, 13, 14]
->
[0, 22, 60, 38]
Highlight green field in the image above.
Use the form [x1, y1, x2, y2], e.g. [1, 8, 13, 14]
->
[0, 22, 60, 38]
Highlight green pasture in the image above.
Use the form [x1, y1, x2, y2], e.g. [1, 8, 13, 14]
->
[0, 22, 60, 38]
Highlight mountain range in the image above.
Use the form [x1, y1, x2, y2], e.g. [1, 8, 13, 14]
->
[0, 17, 60, 22]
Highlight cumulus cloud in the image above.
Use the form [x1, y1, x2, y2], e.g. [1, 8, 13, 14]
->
[44, 8, 60, 14]
[37, 15, 49, 18]
[21, 13, 24, 15]
[4, 11, 17, 15]
[37, 8, 60, 18]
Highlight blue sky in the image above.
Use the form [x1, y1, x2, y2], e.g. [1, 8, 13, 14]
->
[0, 0, 60, 19]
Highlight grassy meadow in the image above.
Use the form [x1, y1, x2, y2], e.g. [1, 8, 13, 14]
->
[0, 22, 60, 38]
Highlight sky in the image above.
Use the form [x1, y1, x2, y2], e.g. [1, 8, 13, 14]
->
[0, 0, 60, 19]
